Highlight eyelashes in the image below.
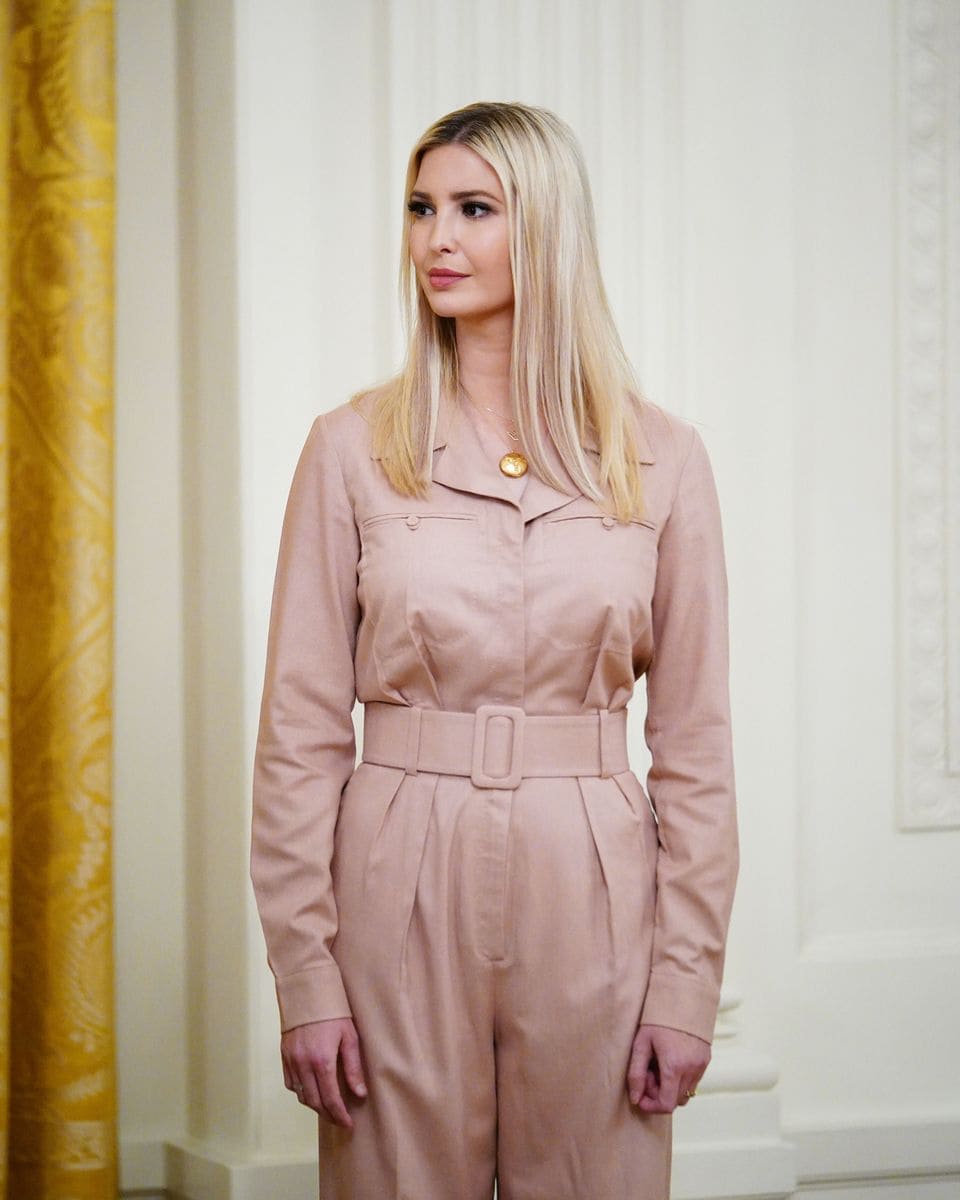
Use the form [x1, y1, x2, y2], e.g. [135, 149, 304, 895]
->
[406, 201, 492, 219]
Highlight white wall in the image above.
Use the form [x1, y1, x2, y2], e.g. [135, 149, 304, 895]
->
[113, 1, 960, 1196]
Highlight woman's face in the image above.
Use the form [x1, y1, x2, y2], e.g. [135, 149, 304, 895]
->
[407, 144, 513, 329]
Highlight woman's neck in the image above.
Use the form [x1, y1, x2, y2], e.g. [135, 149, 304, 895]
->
[455, 314, 513, 418]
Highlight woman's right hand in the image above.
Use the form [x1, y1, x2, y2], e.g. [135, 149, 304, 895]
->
[281, 1017, 367, 1128]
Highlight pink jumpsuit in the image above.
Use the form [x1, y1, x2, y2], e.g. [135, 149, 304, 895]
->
[250, 391, 738, 1200]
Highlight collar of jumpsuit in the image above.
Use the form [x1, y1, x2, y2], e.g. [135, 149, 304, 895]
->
[369, 390, 656, 523]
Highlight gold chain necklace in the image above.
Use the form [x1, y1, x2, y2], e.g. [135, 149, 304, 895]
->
[461, 388, 529, 477]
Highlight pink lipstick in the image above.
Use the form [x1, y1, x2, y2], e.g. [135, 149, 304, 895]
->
[428, 270, 468, 289]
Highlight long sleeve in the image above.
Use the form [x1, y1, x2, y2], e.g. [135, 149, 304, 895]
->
[250, 413, 360, 1032]
[638, 425, 739, 1043]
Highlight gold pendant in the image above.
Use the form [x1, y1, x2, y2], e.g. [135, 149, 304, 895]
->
[499, 451, 528, 477]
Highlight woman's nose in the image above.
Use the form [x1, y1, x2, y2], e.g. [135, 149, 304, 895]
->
[428, 208, 458, 253]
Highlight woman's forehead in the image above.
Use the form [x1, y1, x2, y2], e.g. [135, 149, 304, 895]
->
[413, 144, 505, 200]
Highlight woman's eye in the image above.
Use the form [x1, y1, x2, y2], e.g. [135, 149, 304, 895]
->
[406, 200, 491, 219]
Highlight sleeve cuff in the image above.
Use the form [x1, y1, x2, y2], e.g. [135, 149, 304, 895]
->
[639, 969, 721, 1043]
[275, 962, 353, 1031]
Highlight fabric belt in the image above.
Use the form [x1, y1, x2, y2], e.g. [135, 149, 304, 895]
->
[361, 702, 629, 790]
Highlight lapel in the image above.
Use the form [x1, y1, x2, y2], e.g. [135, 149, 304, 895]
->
[431, 395, 585, 523]
[371, 392, 655, 524]
[429, 394, 526, 508]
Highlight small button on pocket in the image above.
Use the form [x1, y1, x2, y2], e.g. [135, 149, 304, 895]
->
[405, 515, 420, 529]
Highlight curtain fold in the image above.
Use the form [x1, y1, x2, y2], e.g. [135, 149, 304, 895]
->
[1, 4, 12, 1193]
[1, 2, 117, 1196]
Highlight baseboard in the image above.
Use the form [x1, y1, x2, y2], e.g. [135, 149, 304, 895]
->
[120, 1139, 169, 1194]
[165, 1140, 317, 1200]
[671, 1090, 797, 1199]
[120, 1116, 960, 1200]
[787, 1117, 960, 1199]
[118, 1138, 318, 1200]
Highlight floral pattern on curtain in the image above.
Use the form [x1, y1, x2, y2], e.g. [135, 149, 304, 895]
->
[1, 1, 117, 1196]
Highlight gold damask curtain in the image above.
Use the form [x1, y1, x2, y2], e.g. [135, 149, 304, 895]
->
[1, 2, 117, 1197]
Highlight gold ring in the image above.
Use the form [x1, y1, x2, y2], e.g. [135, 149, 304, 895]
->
[685, 1089, 697, 1099]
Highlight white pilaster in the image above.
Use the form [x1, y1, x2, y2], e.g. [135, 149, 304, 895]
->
[673, 993, 795, 1200]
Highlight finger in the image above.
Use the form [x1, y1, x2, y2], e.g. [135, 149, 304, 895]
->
[643, 1065, 660, 1103]
[282, 1053, 298, 1094]
[638, 1057, 679, 1114]
[304, 1088, 335, 1126]
[314, 1094, 335, 1124]
[644, 1044, 662, 1099]
[679, 1074, 702, 1106]
[293, 1073, 320, 1111]
[658, 1059, 682, 1112]
[627, 1062, 648, 1106]
[340, 1033, 368, 1099]
[291, 1071, 331, 1121]
[316, 1062, 353, 1129]
[638, 1074, 672, 1114]
[626, 1030, 654, 1105]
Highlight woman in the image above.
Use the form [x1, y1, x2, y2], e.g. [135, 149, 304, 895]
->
[251, 100, 738, 1199]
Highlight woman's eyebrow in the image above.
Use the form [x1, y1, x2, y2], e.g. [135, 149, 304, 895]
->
[409, 188, 501, 202]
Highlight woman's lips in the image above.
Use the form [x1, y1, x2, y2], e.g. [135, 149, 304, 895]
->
[428, 271, 468, 289]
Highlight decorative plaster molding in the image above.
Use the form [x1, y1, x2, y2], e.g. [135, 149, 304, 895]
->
[895, 0, 960, 829]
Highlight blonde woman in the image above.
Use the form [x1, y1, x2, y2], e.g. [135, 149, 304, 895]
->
[251, 100, 738, 1199]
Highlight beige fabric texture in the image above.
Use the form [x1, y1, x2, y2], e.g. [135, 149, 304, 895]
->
[250, 391, 738, 1198]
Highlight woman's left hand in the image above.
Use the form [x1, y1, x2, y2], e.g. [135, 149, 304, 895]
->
[626, 1023, 711, 1113]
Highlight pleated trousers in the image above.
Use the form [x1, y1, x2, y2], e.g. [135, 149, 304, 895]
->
[319, 704, 671, 1200]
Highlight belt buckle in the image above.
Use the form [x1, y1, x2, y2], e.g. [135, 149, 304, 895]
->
[470, 704, 525, 789]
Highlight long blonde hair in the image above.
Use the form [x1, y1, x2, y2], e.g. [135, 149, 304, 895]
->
[360, 100, 648, 520]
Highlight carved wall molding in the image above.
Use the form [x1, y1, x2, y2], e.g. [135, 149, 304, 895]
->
[895, 0, 960, 829]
